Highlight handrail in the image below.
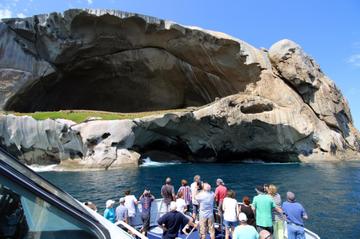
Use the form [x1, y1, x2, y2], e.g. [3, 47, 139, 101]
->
[304, 227, 321, 239]
[115, 221, 148, 239]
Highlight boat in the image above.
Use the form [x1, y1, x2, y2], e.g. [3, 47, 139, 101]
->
[0, 147, 141, 239]
[0, 146, 320, 239]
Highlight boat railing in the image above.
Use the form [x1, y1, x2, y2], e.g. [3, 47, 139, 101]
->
[114, 221, 148, 239]
[132, 198, 166, 229]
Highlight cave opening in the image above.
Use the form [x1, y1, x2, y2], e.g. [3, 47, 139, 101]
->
[4, 54, 196, 113]
[4, 47, 223, 113]
[135, 139, 301, 164]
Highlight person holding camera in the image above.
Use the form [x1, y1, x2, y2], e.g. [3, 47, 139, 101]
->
[139, 189, 155, 235]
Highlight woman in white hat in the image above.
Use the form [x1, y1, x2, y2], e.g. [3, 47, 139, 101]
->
[104, 199, 116, 223]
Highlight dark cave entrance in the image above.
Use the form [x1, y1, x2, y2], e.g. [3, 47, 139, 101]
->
[4, 49, 213, 113]
[135, 139, 301, 164]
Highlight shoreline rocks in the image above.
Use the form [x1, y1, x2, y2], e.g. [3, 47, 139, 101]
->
[0, 9, 359, 169]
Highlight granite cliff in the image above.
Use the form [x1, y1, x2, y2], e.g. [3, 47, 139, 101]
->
[0, 9, 359, 168]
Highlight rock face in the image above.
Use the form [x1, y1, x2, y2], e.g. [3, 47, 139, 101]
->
[0, 9, 267, 112]
[0, 9, 359, 168]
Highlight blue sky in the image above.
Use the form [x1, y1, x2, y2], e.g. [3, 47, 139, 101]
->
[1, 0, 359, 128]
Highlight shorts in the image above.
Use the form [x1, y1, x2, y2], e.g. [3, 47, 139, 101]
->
[141, 214, 151, 232]
[223, 220, 238, 228]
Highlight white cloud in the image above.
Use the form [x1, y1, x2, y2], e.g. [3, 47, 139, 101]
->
[0, 9, 12, 19]
[17, 12, 26, 18]
[348, 54, 360, 67]
[87, 0, 93, 4]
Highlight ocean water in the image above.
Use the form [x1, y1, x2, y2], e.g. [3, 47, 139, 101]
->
[39, 160, 360, 239]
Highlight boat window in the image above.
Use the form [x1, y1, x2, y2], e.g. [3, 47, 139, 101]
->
[0, 148, 92, 217]
[0, 174, 102, 239]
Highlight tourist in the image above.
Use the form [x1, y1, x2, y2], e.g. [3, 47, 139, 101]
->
[214, 178, 227, 216]
[157, 201, 196, 239]
[161, 177, 176, 212]
[232, 212, 259, 239]
[222, 190, 239, 239]
[139, 189, 155, 235]
[282, 192, 308, 239]
[190, 175, 202, 220]
[268, 184, 283, 239]
[103, 199, 116, 223]
[124, 189, 138, 226]
[239, 196, 256, 227]
[176, 191, 187, 213]
[177, 179, 192, 211]
[115, 197, 128, 224]
[84, 201, 97, 212]
[195, 182, 215, 239]
[252, 185, 282, 234]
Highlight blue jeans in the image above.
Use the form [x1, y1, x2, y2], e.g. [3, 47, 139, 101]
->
[287, 223, 305, 239]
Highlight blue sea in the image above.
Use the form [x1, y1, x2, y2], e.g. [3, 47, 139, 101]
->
[39, 160, 360, 239]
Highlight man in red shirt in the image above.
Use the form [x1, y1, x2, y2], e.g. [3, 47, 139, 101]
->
[214, 178, 227, 217]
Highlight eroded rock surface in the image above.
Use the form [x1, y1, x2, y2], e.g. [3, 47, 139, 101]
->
[0, 9, 359, 168]
[1, 9, 267, 112]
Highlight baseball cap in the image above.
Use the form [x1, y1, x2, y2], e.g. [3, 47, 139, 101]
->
[238, 212, 248, 222]
[106, 199, 115, 208]
[216, 178, 224, 185]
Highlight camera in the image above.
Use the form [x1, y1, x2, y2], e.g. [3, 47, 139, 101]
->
[197, 181, 203, 190]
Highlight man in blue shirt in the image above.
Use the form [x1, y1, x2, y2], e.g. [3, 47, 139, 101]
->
[158, 201, 196, 239]
[195, 183, 215, 239]
[282, 192, 308, 239]
[115, 197, 128, 223]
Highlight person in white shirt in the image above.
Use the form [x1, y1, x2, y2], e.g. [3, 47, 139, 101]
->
[176, 191, 187, 213]
[124, 189, 138, 226]
[222, 190, 239, 239]
[190, 175, 201, 220]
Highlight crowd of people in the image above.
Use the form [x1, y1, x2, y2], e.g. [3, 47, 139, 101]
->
[96, 175, 308, 239]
